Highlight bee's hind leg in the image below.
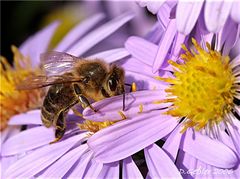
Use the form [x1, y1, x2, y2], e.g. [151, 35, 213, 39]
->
[50, 111, 66, 144]
[73, 84, 97, 112]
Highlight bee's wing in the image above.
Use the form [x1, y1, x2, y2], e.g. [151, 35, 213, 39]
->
[40, 51, 81, 76]
[17, 74, 83, 90]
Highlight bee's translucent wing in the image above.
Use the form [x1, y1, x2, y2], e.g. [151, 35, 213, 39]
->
[16, 74, 83, 90]
[40, 51, 80, 76]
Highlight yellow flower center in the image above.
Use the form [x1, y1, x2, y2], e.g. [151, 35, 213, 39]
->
[0, 46, 44, 130]
[161, 39, 236, 131]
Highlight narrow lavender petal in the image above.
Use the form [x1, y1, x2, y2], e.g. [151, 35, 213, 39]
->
[67, 12, 134, 56]
[88, 48, 130, 63]
[218, 129, 237, 153]
[121, 58, 155, 77]
[232, 111, 240, 130]
[125, 71, 168, 90]
[63, 150, 93, 178]
[2, 126, 54, 156]
[1, 126, 20, 145]
[55, 13, 105, 51]
[231, 1, 240, 23]
[176, 150, 197, 179]
[144, 144, 182, 178]
[153, 20, 177, 73]
[20, 21, 59, 67]
[88, 111, 178, 163]
[163, 124, 182, 162]
[157, 2, 175, 28]
[82, 158, 103, 178]
[217, 18, 239, 55]
[227, 124, 240, 156]
[4, 134, 86, 178]
[83, 90, 169, 121]
[176, 1, 204, 35]
[39, 144, 88, 178]
[204, 1, 232, 32]
[125, 36, 157, 66]
[147, 2, 165, 14]
[98, 162, 119, 179]
[8, 110, 42, 125]
[180, 129, 238, 168]
[1, 155, 18, 177]
[171, 32, 186, 61]
[122, 157, 143, 179]
[138, 1, 165, 14]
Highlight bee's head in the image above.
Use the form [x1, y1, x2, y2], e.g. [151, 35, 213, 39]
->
[101, 65, 125, 98]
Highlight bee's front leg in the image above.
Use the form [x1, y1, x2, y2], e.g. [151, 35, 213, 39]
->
[73, 84, 97, 112]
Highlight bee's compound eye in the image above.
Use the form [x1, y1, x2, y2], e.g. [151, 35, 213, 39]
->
[108, 78, 118, 91]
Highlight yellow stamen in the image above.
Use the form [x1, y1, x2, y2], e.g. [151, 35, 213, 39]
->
[131, 82, 137, 92]
[0, 46, 44, 130]
[162, 39, 236, 131]
[78, 111, 127, 133]
[118, 110, 127, 120]
[138, 104, 143, 113]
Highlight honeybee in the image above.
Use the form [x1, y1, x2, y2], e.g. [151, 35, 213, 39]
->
[18, 51, 125, 143]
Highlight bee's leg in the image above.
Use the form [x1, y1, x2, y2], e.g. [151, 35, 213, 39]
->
[73, 84, 97, 112]
[50, 111, 66, 144]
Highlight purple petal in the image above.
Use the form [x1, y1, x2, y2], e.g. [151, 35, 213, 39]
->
[1, 155, 19, 176]
[67, 151, 93, 178]
[232, 110, 240, 130]
[217, 18, 239, 55]
[4, 134, 86, 178]
[180, 129, 238, 168]
[39, 144, 88, 178]
[8, 110, 42, 125]
[153, 20, 177, 73]
[176, 150, 197, 178]
[20, 21, 59, 67]
[157, 2, 176, 28]
[218, 128, 237, 153]
[98, 162, 119, 179]
[125, 36, 157, 66]
[2, 126, 54, 156]
[204, 1, 232, 32]
[122, 157, 143, 179]
[88, 111, 178, 163]
[176, 1, 204, 35]
[67, 12, 134, 56]
[89, 48, 130, 63]
[121, 58, 155, 78]
[82, 158, 103, 178]
[144, 144, 182, 178]
[55, 13, 105, 52]
[125, 70, 168, 90]
[227, 124, 240, 156]
[170, 32, 186, 61]
[1, 126, 20, 145]
[231, 1, 240, 23]
[138, 1, 164, 14]
[83, 90, 169, 122]
[163, 124, 182, 162]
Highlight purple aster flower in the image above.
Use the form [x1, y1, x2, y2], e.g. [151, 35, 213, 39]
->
[82, 3, 240, 178]
[138, 0, 240, 74]
[1, 10, 175, 178]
